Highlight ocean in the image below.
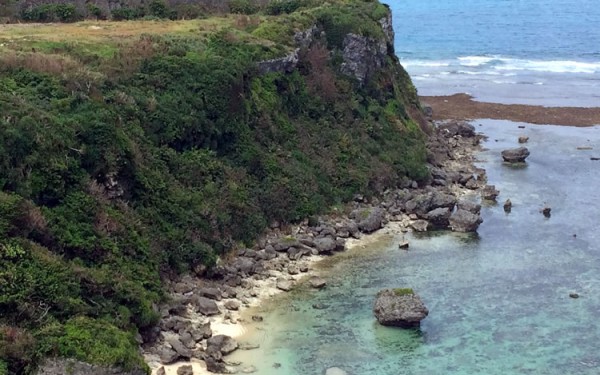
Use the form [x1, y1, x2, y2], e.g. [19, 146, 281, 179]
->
[225, 2, 600, 374]
[389, 0, 600, 107]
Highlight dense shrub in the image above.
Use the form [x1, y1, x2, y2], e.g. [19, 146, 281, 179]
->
[229, 0, 258, 14]
[111, 7, 145, 21]
[39, 317, 148, 372]
[0, 1, 427, 373]
[265, 0, 311, 15]
[20, 4, 80, 22]
[148, 0, 176, 19]
[87, 4, 105, 19]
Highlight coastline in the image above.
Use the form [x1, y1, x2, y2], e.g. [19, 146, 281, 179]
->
[421, 93, 600, 127]
[144, 118, 491, 375]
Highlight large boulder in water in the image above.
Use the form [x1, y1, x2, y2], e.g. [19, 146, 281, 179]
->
[449, 209, 483, 232]
[501, 147, 530, 163]
[373, 288, 429, 328]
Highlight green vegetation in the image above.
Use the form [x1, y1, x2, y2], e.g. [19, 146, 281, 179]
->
[0, 0, 428, 373]
[393, 288, 415, 296]
[20, 4, 80, 22]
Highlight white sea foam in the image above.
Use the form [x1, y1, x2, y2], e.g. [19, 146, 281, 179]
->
[457, 55, 497, 67]
[457, 70, 502, 76]
[493, 58, 600, 74]
[401, 60, 451, 68]
[403, 55, 600, 75]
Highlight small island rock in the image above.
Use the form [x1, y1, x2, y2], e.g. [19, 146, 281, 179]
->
[503, 199, 512, 213]
[373, 288, 429, 328]
[502, 147, 530, 163]
[542, 205, 551, 218]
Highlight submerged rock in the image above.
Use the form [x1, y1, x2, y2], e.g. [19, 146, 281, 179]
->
[309, 276, 327, 289]
[542, 205, 551, 218]
[373, 288, 429, 328]
[325, 367, 349, 375]
[501, 147, 530, 163]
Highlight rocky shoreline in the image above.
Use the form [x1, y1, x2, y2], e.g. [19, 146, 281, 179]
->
[142, 119, 494, 375]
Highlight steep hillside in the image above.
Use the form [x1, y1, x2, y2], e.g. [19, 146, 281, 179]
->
[0, 1, 428, 373]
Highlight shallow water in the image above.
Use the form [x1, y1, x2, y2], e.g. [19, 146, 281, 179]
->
[231, 120, 600, 375]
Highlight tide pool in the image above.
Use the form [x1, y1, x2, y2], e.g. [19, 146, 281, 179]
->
[230, 120, 600, 375]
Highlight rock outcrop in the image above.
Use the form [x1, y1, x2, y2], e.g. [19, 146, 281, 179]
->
[502, 147, 530, 163]
[257, 50, 299, 74]
[482, 185, 499, 201]
[340, 33, 388, 84]
[449, 209, 483, 232]
[373, 289, 429, 328]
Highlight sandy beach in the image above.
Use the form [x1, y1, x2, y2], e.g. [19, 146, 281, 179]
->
[421, 93, 600, 127]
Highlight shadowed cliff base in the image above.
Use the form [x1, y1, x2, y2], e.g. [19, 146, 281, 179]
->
[421, 93, 600, 127]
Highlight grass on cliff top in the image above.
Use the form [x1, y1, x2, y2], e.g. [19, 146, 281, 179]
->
[0, 16, 282, 60]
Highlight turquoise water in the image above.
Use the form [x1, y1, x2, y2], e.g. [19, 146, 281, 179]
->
[387, 0, 600, 106]
[232, 120, 600, 374]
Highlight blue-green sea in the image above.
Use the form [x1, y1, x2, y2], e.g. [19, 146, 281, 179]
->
[389, 0, 600, 106]
[231, 120, 600, 374]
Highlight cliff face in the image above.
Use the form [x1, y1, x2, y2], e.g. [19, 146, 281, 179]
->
[0, 2, 427, 374]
